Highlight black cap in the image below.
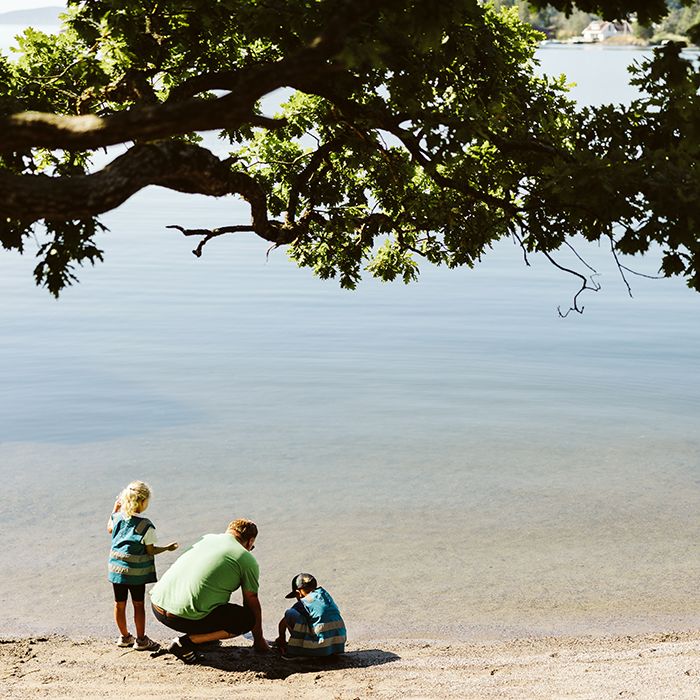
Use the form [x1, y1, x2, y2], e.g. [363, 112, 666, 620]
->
[284, 572, 317, 598]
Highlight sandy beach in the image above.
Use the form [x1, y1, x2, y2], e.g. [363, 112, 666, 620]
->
[2, 631, 699, 699]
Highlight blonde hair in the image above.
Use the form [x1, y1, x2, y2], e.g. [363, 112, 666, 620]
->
[120, 480, 151, 517]
[226, 518, 258, 543]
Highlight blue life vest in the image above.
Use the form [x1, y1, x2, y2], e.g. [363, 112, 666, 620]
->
[287, 587, 346, 656]
[108, 513, 157, 585]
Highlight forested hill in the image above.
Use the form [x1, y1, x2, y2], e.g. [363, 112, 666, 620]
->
[0, 7, 62, 25]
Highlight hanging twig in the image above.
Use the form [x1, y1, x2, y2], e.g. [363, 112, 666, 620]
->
[511, 229, 531, 267]
[608, 235, 633, 298]
[618, 264, 664, 280]
[564, 240, 598, 275]
[541, 250, 601, 317]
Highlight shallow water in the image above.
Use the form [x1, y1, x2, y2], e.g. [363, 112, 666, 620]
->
[0, 42, 698, 640]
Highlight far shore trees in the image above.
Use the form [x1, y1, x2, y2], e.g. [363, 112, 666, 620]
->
[0, 0, 698, 313]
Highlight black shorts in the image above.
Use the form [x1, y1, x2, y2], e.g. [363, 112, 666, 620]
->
[152, 602, 255, 636]
[112, 583, 146, 603]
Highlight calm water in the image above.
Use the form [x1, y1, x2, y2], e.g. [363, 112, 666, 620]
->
[0, 38, 698, 640]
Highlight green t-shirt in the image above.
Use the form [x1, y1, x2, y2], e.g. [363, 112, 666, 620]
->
[150, 533, 259, 619]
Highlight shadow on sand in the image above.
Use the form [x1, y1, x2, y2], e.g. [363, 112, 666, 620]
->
[154, 642, 400, 680]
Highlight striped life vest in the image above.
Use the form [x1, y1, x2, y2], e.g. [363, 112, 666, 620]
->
[287, 587, 346, 657]
[107, 513, 157, 585]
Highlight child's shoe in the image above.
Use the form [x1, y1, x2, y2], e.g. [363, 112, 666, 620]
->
[117, 634, 135, 647]
[133, 636, 160, 651]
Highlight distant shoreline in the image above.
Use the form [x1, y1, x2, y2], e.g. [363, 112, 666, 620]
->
[541, 37, 699, 50]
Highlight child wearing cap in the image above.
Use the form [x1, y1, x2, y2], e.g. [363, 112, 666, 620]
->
[275, 573, 346, 658]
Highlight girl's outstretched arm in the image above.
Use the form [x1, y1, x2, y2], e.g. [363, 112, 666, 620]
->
[106, 497, 121, 533]
[145, 542, 179, 555]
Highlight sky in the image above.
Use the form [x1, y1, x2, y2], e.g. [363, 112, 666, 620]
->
[0, 1, 65, 11]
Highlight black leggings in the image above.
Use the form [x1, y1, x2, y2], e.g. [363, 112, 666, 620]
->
[152, 602, 255, 636]
[112, 583, 146, 603]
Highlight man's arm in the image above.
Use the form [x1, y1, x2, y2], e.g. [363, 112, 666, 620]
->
[242, 590, 270, 652]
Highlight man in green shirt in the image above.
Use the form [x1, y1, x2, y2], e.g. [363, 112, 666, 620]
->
[150, 518, 270, 663]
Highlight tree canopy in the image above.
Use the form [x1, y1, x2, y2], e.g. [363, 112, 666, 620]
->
[0, 0, 698, 313]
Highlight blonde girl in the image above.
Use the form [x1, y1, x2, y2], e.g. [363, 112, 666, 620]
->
[107, 480, 178, 650]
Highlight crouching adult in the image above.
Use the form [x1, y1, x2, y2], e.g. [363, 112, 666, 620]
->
[150, 518, 270, 663]
[276, 573, 346, 658]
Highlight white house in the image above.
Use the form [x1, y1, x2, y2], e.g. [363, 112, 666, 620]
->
[581, 20, 632, 42]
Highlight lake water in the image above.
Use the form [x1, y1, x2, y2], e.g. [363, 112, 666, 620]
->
[0, 36, 698, 641]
